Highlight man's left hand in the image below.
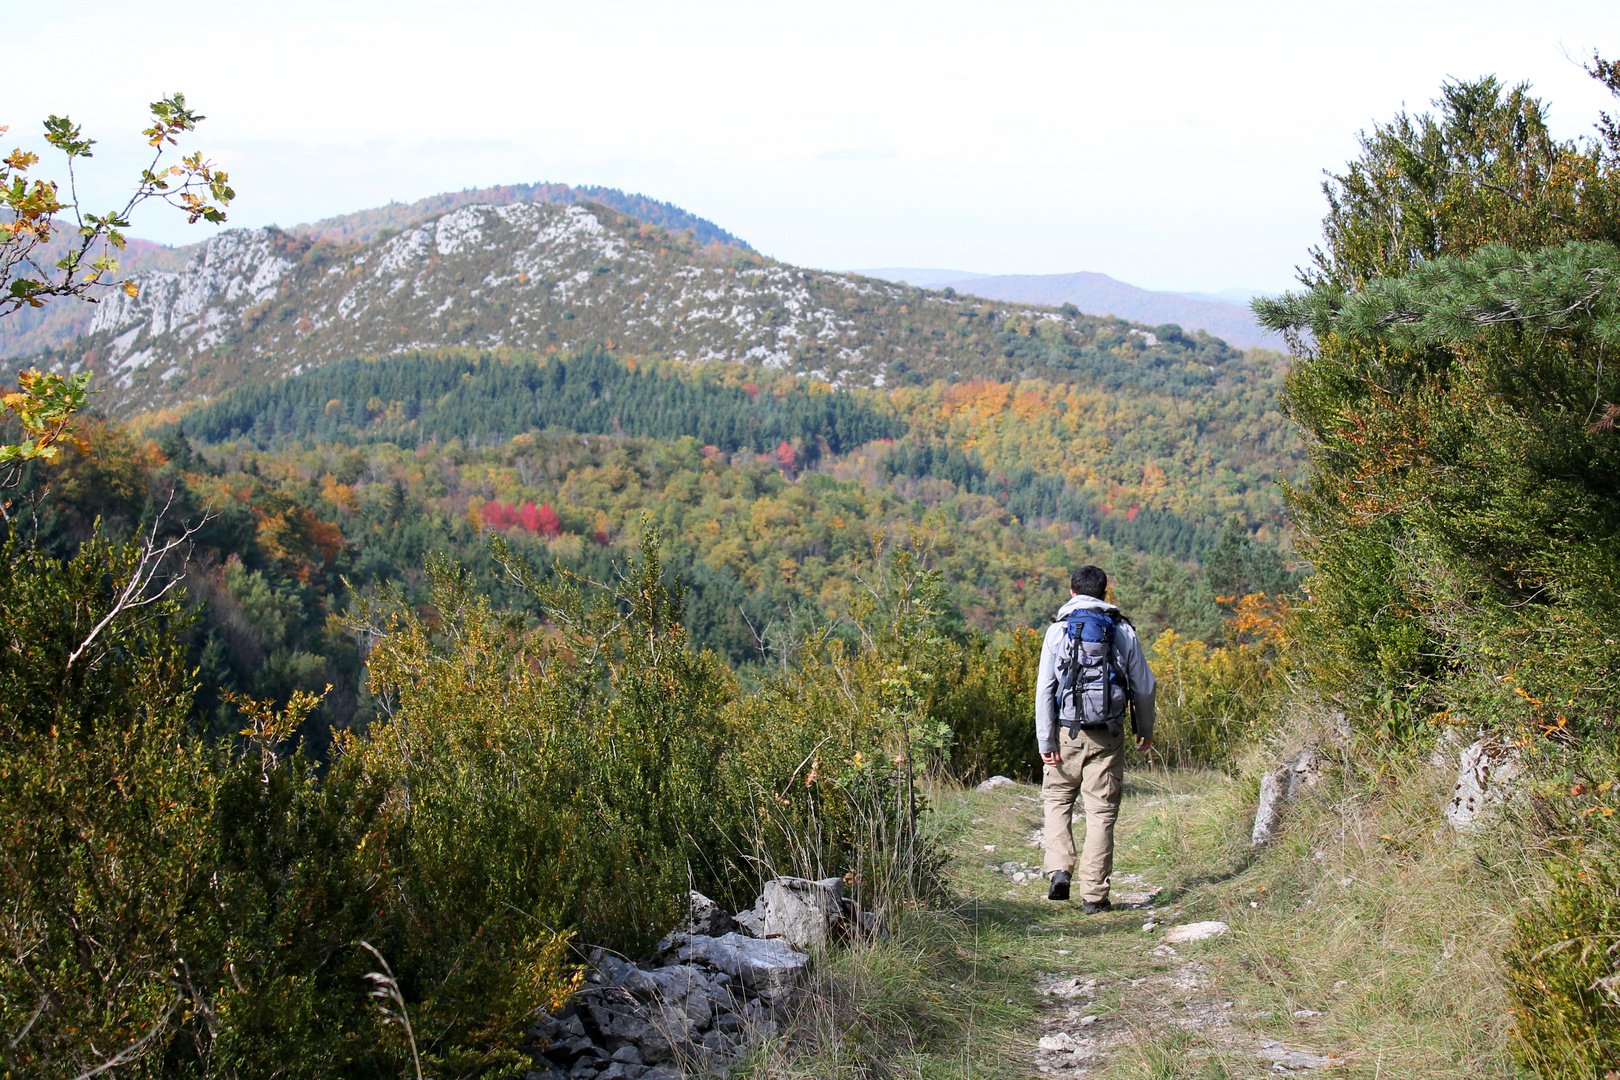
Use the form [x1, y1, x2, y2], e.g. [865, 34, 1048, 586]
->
[1136, 736, 1153, 755]
[1041, 751, 1061, 767]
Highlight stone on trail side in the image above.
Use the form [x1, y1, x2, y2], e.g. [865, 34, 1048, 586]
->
[857, 908, 890, 939]
[533, 891, 814, 1080]
[1033, 1028, 1104, 1071]
[977, 774, 1017, 791]
[1110, 871, 1163, 908]
[1258, 1040, 1342, 1070]
[1163, 920, 1229, 944]
[1251, 747, 1325, 848]
[1040, 975, 1099, 999]
[671, 931, 809, 996]
[684, 890, 735, 937]
[732, 876, 846, 949]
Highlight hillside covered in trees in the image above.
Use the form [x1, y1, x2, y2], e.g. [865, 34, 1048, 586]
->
[13, 341, 1297, 748]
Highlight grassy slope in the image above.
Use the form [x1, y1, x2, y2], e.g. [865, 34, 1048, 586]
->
[750, 764, 1523, 1079]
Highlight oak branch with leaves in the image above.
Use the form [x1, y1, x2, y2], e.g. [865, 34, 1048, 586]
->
[0, 92, 232, 493]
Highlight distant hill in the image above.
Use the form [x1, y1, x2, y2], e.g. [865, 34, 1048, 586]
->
[1175, 287, 1263, 306]
[856, 268, 1274, 350]
[1, 184, 750, 361]
[40, 200, 1259, 417]
[854, 267, 985, 288]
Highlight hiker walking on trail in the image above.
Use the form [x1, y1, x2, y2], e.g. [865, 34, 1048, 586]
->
[1036, 565, 1157, 911]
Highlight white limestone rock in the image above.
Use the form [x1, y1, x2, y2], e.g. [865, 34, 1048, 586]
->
[1446, 737, 1523, 831]
[1163, 921, 1229, 944]
[732, 876, 846, 949]
[670, 932, 809, 996]
[1258, 1041, 1340, 1070]
[1251, 747, 1325, 848]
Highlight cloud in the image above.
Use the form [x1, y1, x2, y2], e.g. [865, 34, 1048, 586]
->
[815, 144, 899, 162]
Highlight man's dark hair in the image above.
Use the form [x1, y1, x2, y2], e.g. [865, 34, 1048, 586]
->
[1071, 565, 1108, 599]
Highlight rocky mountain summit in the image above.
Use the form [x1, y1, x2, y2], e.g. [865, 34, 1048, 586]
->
[289, 181, 751, 249]
[0, 183, 746, 362]
[44, 198, 1244, 417]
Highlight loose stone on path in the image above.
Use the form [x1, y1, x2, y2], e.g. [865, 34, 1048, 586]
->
[1163, 920, 1229, 944]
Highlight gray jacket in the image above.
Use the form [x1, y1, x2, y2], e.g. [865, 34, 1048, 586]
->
[1035, 595, 1157, 754]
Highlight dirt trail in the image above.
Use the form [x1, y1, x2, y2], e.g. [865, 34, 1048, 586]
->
[950, 779, 1346, 1078]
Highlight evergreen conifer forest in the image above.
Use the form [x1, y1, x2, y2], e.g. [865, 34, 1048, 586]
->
[5, 58, 1620, 1080]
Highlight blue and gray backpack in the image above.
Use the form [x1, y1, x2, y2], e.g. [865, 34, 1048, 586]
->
[1053, 607, 1135, 737]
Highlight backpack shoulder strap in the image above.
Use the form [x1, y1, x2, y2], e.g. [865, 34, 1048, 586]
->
[1108, 610, 1140, 733]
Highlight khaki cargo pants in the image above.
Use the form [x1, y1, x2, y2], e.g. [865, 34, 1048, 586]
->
[1042, 723, 1125, 904]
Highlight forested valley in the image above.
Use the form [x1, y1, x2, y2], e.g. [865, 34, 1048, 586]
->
[5, 59, 1620, 1080]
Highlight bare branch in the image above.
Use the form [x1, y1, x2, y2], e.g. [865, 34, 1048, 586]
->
[66, 493, 212, 671]
[6, 992, 49, 1050]
[69, 998, 178, 1080]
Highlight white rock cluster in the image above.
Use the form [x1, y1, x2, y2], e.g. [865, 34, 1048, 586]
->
[522, 879, 882, 1079]
[1163, 921, 1229, 944]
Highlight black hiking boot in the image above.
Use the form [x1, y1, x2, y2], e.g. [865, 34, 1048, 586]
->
[1047, 871, 1071, 901]
[1081, 898, 1113, 914]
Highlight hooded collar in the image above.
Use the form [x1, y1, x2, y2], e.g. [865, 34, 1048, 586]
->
[1056, 594, 1119, 619]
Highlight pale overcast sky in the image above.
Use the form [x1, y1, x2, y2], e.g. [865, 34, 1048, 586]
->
[10, 0, 1620, 293]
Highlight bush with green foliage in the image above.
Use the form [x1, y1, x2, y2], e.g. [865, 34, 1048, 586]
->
[1257, 61, 1620, 1073]
[928, 628, 1043, 783]
[1147, 594, 1290, 768]
[0, 515, 967, 1075]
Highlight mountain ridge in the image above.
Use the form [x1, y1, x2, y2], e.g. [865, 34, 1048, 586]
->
[287, 181, 751, 249]
[1, 183, 749, 362]
[44, 199, 1262, 418]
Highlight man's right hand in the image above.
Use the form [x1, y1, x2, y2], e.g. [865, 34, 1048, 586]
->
[1041, 751, 1061, 767]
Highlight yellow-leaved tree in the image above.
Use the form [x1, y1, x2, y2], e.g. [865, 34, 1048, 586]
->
[1, 93, 232, 502]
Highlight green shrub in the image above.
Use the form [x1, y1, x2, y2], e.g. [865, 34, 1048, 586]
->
[719, 544, 960, 911]
[1254, 70, 1620, 1074]
[0, 532, 224, 1077]
[929, 628, 1041, 783]
[356, 537, 741, 958]
[0, 531, 447, 1077]
[1, 518, 952, 1074]
[1149, 633, 1281, 768]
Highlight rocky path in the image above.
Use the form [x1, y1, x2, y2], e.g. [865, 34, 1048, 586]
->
[952, 778, 1346, 1078]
